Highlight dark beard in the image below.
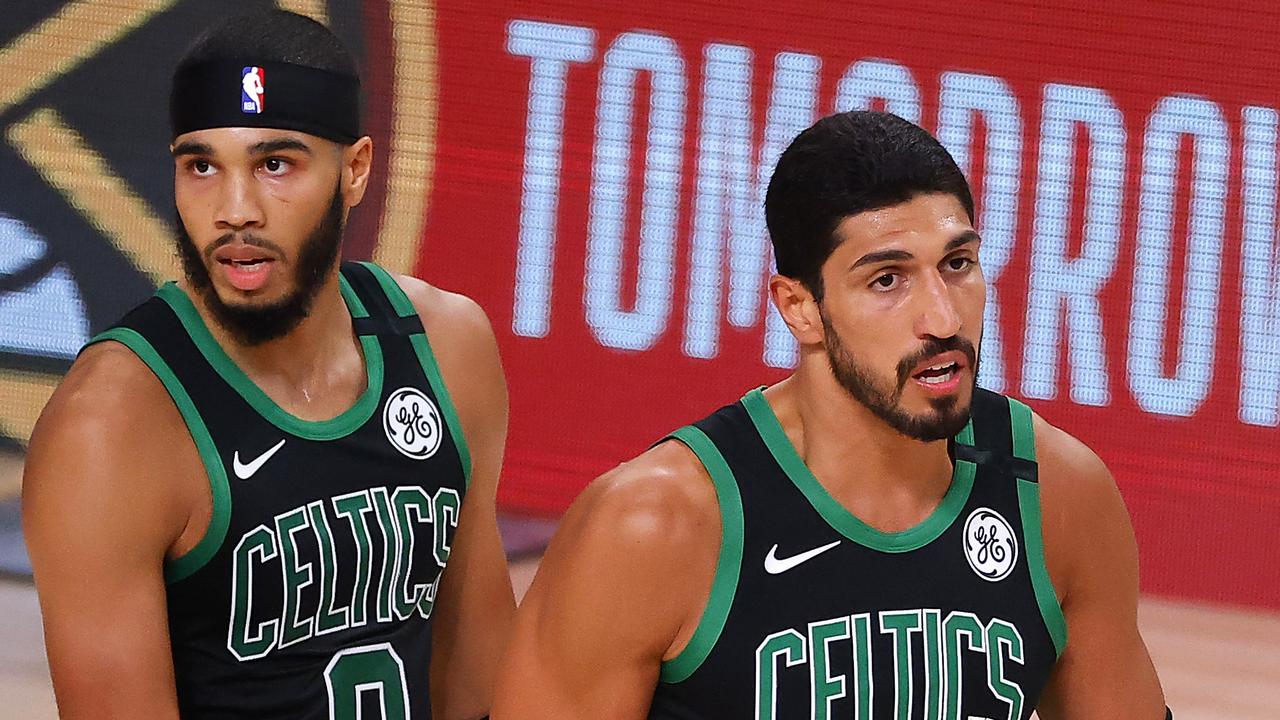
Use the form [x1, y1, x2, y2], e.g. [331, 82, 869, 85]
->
[176, 187, 344, 346]
[821, 307, 977, 442]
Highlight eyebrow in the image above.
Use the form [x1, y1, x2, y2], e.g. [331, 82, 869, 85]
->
[171, 140, 213, 158]
[850, 248, 914, 270]
[945, 229, 982, 251]
[849, 229, 983, 271]
[248, 138, 312, 156]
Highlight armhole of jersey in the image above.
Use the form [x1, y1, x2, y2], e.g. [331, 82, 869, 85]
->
[658, 425, 745, 685]
[1008, 397, 1068, 658]
[86, 327, 232, 585]
[358, 261, 473, 485]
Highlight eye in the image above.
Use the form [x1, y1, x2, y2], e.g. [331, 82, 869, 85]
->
[871, 273, 901, 291]
[262, 157, 290, 176]
[946, 255, 975, 272]
[189, 159, 215, 177]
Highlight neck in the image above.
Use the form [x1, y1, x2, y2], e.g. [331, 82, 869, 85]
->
[183, 267, 357, 390]
[765, 347, 956, 528]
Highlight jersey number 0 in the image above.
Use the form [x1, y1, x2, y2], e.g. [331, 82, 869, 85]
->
[324, 643, 411, 719]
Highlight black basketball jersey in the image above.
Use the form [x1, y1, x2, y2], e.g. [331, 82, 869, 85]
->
[86, 261, 468, 719]
[647, 387, 1066, 720]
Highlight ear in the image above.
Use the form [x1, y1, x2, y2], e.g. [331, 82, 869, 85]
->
[340, 136, 374, 208]
[768, 274, 825, 346]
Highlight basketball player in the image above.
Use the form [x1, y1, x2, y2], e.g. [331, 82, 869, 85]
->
[493, 111, 1169, 719]
[23, 10, 512, 719]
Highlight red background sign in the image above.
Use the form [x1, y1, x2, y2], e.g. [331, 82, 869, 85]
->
[422, 0, 1280, 608]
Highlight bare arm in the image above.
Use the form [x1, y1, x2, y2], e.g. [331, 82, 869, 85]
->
[22, 343, 204, 719]
[402, 278, 516, 719]
[491, 442, 720, 720]
[1033, 416, 1166, 719]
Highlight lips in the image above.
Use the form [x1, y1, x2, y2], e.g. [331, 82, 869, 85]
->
[212, 244, 278, 292]
[916, 361, 960, 385]
[213, 243, 276, 264]
[908, 350, 969, 392]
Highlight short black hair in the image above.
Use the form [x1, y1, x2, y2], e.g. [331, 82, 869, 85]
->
[764, 111, 974, 300]
[176, 8, 357, 78]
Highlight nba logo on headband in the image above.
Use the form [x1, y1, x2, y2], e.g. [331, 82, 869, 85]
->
[241, 66, 265, 114]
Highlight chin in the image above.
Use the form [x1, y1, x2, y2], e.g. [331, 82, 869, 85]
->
[901, 395, 973, 440]
[211, 277, 288, 303]
[914, 410, 972, 442]
[905, 386, 966, 410]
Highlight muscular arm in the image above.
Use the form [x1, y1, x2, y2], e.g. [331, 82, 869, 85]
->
[491, 442, 720, 720]
[22, 343, 204, 719]
[401, 277, 515, 719]
[1033, 416, 1166, 719]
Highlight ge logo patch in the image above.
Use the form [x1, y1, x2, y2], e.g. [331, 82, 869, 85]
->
[963, 508, 1018, 582]
[383, 387, 441, 460]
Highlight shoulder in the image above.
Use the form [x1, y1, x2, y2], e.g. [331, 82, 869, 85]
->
[566, 438, 722, 553]
[1030, 412, 1125, 521]
[24, 339, 196, 552]
[33, 340, 184, 450]
[529, 438, 723, 654]
[386, 272, 507, 482]
[1029, 410, 1138, 605]
[555, 438, 723, 593]
[388, 273, 504, 405]
[390, 273, 495, 349]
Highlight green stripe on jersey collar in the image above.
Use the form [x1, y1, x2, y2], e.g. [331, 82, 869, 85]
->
[741, 387, 976, 554]
[155, 279, 384, 441]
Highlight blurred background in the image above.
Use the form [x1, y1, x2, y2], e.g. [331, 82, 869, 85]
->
[2, 0, 1278, 717]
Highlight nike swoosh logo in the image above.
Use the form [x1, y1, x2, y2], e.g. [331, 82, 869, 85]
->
[764, 540, 842, 575]
[233, 439, 286, 480]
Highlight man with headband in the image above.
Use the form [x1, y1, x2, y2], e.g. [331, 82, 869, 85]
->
[24, 10, 513, 719]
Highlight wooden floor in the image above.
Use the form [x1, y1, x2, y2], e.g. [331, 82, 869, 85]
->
[2, 560, 1277, 719]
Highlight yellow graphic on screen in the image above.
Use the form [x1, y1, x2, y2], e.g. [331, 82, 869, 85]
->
[0, 0, 179, 452]
[9, 108, 180, 282]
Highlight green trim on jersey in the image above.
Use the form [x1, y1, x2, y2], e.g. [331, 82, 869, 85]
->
[1008, 398, 1068, 657]
[360, 260, 417, 317]
[742, 388, 977, 554]
[1008, 397, 1036, 463]
[359, 261, 474, 484]
[86, 327, 231, 584]
[659, 425, 745, 684]
[154, 279, 385, 441]
[955, 414, 975, 447]
[1017, 479, 1067, 657]
[338, 275, 372, 319]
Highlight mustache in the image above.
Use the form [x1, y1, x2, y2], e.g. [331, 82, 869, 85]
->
[203, 232, 287, 261]
[895, 336, 977, 388]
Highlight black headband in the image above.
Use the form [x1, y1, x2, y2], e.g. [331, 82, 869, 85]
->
[170, 60, 361, 144]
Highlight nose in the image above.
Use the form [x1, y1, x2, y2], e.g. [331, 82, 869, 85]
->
[214, 170, 264, 232]
[914, 270, 963, 340]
